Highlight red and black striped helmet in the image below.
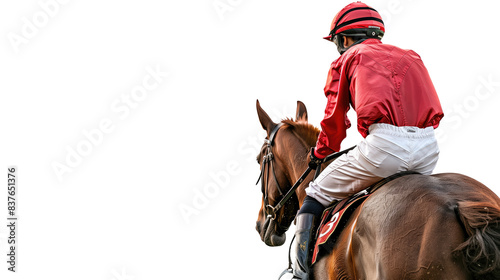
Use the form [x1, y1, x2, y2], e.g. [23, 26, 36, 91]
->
[323, 2, 385, 41]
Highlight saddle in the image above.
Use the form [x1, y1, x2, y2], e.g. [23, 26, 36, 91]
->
[311, 171, 418, 264]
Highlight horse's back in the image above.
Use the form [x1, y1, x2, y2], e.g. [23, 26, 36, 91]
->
[349, 173, 500, 280]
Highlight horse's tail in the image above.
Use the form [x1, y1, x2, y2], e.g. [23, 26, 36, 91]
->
[455, 200, 500, 279]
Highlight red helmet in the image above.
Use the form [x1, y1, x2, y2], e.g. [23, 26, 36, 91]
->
[323, 2, 385, 41]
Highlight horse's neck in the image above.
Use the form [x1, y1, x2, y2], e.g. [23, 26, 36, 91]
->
[282, 136, 312, 205]
[289, 153, 309, 182]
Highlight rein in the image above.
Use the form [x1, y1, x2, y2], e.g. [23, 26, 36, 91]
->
[256, 122, 356, 220]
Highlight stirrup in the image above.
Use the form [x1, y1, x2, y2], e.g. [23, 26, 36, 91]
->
[278, 268, 293, 280]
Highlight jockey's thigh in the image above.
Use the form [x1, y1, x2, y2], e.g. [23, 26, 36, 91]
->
[306, 124, 439, 206]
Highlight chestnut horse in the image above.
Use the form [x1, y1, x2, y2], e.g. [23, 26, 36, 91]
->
[254, 100, 500, 280]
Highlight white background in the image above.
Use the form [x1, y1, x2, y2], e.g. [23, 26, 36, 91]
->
[0, 0, 499, 279]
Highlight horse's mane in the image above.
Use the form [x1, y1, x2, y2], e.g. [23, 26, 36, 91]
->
[281, 118, 320, 148]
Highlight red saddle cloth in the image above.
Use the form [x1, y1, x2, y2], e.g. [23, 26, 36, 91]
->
[311, 193, 369, 264]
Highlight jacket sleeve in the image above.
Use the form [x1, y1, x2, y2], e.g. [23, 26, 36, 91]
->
[314, 65, 351, 159]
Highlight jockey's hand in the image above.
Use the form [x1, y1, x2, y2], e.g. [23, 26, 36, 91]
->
[308, 147, 323, 170]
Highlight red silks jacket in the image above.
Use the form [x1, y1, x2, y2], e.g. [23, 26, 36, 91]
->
[314, 39, 444, 159]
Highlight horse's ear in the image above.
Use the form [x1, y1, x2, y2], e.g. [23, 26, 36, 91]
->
[256, 100, 276, 135]
[296, 100, 308, 122]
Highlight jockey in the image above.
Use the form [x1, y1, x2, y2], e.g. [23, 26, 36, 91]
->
[288, 2, 444, 279]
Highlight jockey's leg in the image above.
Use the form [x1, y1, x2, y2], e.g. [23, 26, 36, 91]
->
[305, 124, 440, 203]
[290, 196, 325, 280]
[306, 148, 383, 205]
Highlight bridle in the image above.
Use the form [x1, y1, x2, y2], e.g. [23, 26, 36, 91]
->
[256, 122, 357, 225]
[256, 123, 289, 222]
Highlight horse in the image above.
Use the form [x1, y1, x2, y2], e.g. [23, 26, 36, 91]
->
[254, 100, 500, 280]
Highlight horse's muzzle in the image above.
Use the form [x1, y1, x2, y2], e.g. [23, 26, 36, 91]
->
[256, 215, 286, 247]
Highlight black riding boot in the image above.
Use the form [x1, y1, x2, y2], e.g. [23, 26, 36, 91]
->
[291, 213, 317, 280]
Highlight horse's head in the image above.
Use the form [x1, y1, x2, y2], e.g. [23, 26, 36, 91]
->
[254, 100, 315, 246]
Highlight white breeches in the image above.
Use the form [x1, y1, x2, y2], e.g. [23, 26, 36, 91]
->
[306, 123, 440, 207]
